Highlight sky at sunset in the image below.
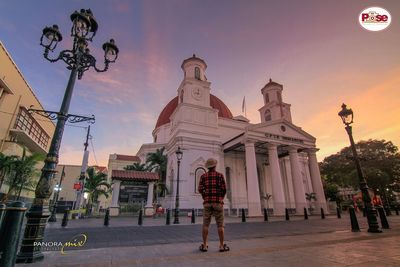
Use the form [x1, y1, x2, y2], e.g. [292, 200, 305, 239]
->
[1, 0, 399, 167]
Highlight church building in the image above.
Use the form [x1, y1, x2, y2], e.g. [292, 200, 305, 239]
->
[112, 55, 327, 217]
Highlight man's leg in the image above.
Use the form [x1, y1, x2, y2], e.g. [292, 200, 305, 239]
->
[217, 226, 224, 248]
[214, 204, 226, 249]
[202, 225, 209, 247]
[201, 205, 211, 249]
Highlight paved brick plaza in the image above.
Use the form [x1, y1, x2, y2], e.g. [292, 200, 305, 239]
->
[19, 214, 400, 267]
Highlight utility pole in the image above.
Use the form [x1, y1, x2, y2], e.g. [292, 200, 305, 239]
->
[74, 125, 91, 213]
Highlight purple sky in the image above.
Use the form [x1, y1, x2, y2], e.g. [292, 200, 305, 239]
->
[1, 0, 399, 166]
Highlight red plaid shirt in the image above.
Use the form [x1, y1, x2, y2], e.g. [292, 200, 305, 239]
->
[198, 170, 226, 204]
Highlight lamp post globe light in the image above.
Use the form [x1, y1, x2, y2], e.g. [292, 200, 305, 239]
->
[173, 146, 183, 224]
[338, 104, 381, 233]
[17, 9, 119, 263]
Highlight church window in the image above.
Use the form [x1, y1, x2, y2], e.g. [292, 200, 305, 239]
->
[265, 93, 269, 103]
[195, 67, 201, 80]
[194, 167, 206, 193]
[264, 109, 272, 122]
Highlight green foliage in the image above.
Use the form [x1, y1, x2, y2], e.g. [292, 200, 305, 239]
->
[305, 192, 316, 201]
[3, 148, 44, 200]
[124, 162, 149, 171]
[145, 147, 168, 200]
[84, 167, 111, 208]
[324, 183, 339, 201]
[0, 153, 18, 191]
[320, 139, 400, 192]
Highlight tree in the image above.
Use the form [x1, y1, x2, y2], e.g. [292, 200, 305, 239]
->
[124, 162, 149, 171]
[320, 139, 400, 192]
[0, 153, 17, 192]
[145, 147, 168, 201]
[84, 167, 111, 213]
[3, 148, 44, 201]
[261, 193, 272, 210]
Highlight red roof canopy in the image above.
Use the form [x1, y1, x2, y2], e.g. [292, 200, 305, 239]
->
[112, 170, 159, 181]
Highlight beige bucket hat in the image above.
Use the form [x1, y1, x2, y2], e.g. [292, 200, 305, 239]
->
[205, 158, 217, 169]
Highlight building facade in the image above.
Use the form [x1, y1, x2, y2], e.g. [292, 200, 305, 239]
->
[0, 41, 55, 201]
[132, 55, 327, 216]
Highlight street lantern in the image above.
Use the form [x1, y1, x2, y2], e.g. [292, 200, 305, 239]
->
[173, 146, 183, 224]
[17, 9, 119, 263]
[338, 103, 381, 233]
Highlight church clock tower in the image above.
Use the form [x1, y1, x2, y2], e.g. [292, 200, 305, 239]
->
[258, 79, 292, 123]
[178, 54, 211, 107]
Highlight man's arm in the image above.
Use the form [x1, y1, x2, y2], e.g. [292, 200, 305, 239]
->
[198, 174, 205, 196]
[220, 174, 227, 197]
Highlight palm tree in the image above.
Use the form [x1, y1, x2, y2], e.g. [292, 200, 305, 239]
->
[124, 162, 149, 171]
[261, 193, 272, 210]
[305, 192, 317, 213]
[3, 148, 44, 201]
[0, 153, 17, 192]
[145, 147, 168, 202]
[84, 167, 111, 214]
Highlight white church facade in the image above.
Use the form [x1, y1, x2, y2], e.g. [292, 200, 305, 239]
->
[117, 55, 327, 217]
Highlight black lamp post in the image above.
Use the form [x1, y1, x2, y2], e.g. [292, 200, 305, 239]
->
[173, 146, 183, 224]
[48, 166, 66, 222]
[17, 9, 119, 263]
[338, 103, 381, 233]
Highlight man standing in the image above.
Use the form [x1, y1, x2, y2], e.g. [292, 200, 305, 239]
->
[198, 158, 229, 252]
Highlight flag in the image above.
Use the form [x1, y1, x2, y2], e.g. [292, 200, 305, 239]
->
[242, 96, 246, 113]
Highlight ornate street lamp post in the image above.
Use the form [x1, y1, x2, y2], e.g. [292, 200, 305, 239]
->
[17, 9, 119, 263]
[173, 146, 183, 224]
[338, 104, 381, 233]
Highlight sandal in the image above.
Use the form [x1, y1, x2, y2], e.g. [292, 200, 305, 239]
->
[219, 244, 230, 252]
[199, 244, 208, 252]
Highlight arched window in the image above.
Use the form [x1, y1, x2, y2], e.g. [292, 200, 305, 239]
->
[264, 109, 272, 122]
[195, 67, 201, 80]
[194, 167, 206, 193]
[265, 93, 269, 103]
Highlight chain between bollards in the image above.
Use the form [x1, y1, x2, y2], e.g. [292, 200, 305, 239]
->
[263, 208, 268, 222]
[349, 206, 360, 232]
[304, 207, 308, 220]
[285, 208, 289, 221]
[241, 208, 246, 222]
[0, 201, 27, 267]
[104, 208, 110, 226]
[61, 208, 69, 227]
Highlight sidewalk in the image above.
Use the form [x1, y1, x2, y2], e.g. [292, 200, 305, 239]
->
[20, 215, 400, 267]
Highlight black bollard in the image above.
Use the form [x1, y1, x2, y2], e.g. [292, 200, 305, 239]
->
[385, 206, 392, 216]
[166, 208, 171, 225]
[191, 208, 195, 224]
[321, 208, 325, 219]
[349, 206, 360, 232]
[304, 207, 308, 220]
[0, 201, 27, 267]
[61, 208, 69, 227]
[0, 203, 6, 230]
[377, 206, 390, 229]
[285, 208, 289, 221]
[138, 209, 143, 226]
[241, 208, 246, 222]
[362, 207, 366, 217]
[263, 208, 268, 222]
[336, 206, 341, 219]
[104, 208, 110, 226]
[395, 207, 399, 216]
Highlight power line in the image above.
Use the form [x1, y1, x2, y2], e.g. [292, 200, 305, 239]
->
[89, 137, 99, 166]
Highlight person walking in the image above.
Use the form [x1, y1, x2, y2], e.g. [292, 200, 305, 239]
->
[198, 158, 230, 252]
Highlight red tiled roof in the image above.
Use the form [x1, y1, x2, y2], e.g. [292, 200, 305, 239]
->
[115, 154, 141, 162]
[155, 94, 233, 129]
[111, 170, 159, 181]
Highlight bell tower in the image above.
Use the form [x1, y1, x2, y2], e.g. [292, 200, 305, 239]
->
[177, 54, 211, 107]
[258, 79, 292, 123]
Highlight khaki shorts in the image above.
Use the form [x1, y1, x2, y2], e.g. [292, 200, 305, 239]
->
[203, 203, 224, 228]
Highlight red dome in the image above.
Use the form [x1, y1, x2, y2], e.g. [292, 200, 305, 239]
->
[155, 94, 233, 129]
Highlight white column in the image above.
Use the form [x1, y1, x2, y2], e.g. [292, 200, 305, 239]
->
[289, 147, 307, 213]
[308, 149, 328, 212]
[268, 144, 286, 215]
[245, 141, 262, 216]
[110, 180, 121, 216]
[145, 182, 155, 216]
